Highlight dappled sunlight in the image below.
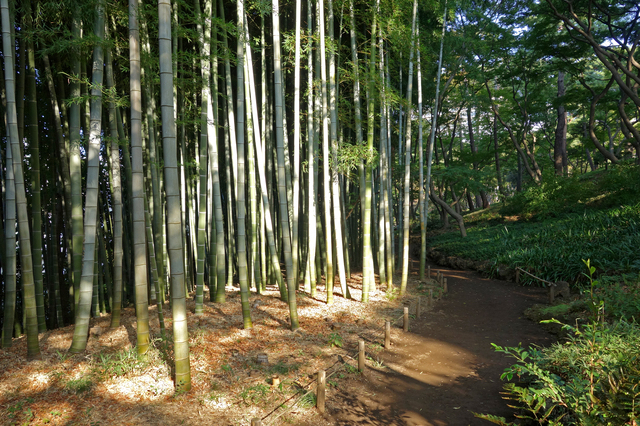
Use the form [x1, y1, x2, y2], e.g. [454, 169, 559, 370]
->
[383, 335, 477, 387]
[402, 410, 447, 426]
[0, 267, 552, 425]
[26, 371, 51, 390]
[437, 272, 472, 281]
[99, 367, 173, 401]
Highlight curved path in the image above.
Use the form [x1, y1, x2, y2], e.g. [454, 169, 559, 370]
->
[329, 264, 554, 425]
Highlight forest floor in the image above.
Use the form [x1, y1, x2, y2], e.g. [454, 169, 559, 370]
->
[0, 261, 554, 426]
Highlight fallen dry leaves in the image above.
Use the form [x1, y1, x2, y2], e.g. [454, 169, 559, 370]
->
[0, 270, 440, 426]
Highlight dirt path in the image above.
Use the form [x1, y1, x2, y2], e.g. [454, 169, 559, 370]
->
[328, 264, 555, 426]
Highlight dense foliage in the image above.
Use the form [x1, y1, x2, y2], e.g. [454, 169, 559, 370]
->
[0, 0, 638, 397]
[500, 163, 640, 219]
[479, 320, 640, 425]
[475, 265, 640, 425]
[428, 165, 640, 286]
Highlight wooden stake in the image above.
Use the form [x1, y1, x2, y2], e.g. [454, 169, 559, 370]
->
[416, 296, 421, 318]
[317, 370, 326, 414]
[251, 419, 262, 426]
[385, 321, 390, 349]
[427, 265, 431, 279]
[443, 278, 448, 293]
[358, 340, 365, 372]
[403, 307, 409, 332]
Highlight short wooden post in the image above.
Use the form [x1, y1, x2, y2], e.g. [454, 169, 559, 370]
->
[384, 321, 390, 349]
[251, 419, 262, 426]
[317, 370, 326, 414]
[429, 289, 433, 307]
[440, 273, 444, 286]
[403, 307, 409, 332]
[416, 296, 421, 318]
[443, 278, 448, 293]
[358, 340, 365, 372]
[427, 265, 431, 279]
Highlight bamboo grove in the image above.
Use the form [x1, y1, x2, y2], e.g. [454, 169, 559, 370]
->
[1, 0, 639, 392]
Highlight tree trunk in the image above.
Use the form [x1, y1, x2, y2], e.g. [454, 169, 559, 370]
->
[400, 0, 418, 296]
[273, 0, 298, 328]
[105, 39, 124, 329]
[130, 0, 150, 355]
[291, 0, 302, 290]
[244, 36, 288, 301]
[1, 131, 16, 348]
[361, 0, 379, 302]
[327, 0, 350, 300]
[69, 12, 83, 315]
[69, 0, 105, 355]
[424, 0, 447, 248]
[159, 0, 191, 391]
[318, 0, 334, 304]
[554, 71, 567, 176]
[306, 0, 317, 296]
[417, 27, 426, 281]
[380, 32, 393, 290]
[430, 189, 467, 238]
[236, 0, 253, 329]
[22, 1, 46, 332]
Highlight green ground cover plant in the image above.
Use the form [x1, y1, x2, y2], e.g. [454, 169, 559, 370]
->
[429, 203, 640, 286]
[499, 164, 640, 220]
[475, 263, 640, 425]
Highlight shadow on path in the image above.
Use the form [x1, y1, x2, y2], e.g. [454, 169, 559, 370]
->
[327, 264, 554, 426]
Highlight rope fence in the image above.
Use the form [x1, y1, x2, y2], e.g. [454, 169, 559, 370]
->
[250, 267, 449, 425]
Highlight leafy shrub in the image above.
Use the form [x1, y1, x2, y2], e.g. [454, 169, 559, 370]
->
[476, 320, 640, 426]
[476, 262, 640, 425]
[593, 162, 640, 208]
[327, 332, 343, 348]
[499, 164, 640, 220]
[594, 274, 640, 321]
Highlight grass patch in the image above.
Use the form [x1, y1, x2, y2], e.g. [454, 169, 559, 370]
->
[239, 383, 271, 405]
[268, 360, 299, 376]
[65, 376, 93, 394]
[96, 347, 148, 378]
[537, 302, 582, 318]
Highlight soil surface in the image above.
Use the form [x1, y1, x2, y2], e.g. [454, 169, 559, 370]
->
[0, 262, 554, 426]
[327, 263, 555, 426]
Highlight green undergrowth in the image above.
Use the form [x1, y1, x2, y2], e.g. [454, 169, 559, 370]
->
[536, 302, 584, 319]
[429, 203, 640, 286]
[500, 163, 640, 220]
[476, 262, 640, 425]
[428, 168, 640, 425]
